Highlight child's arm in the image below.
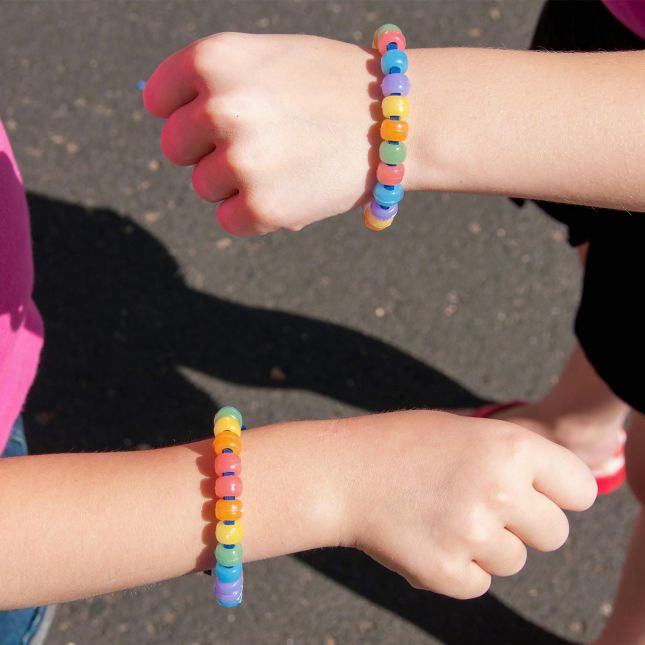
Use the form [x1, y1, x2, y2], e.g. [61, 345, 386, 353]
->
[144, 35, 645, 235]
[0, 411, 595, 609]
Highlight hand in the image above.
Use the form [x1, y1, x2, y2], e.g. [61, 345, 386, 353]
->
[338, 410, 596, 599]
[144, 33, 378, 235]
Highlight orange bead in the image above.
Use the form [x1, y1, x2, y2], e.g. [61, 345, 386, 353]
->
[380, 119, 408, 142]
[214, 432, 241, 455]
[216, 499, 243, 521]
[363, 204, 393, 231]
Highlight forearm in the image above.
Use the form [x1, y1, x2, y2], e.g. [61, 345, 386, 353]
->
[0, 419, 345, 609]
[406, 48, 645, 210]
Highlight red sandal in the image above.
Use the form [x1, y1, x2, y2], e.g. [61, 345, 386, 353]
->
[472, 401, 626, 496]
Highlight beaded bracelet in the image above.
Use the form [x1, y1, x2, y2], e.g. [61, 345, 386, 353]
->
[364, 24, 409, 232]
[213, 405, 245, 607]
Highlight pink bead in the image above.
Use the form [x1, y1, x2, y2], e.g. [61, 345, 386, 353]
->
[376, 162, 405, 185]
[215, 453, 242, 476]
[377, 30, 407, 55]
[215, 475, 243, 498]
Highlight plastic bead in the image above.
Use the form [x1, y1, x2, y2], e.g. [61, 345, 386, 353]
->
[214, 406, 243, 426]
[216, 596, 242, 608]
[364, 205, 394, 231]
[382, 96, 409, 118]
[214, 575, 244, 597]
[215, 452, 242, 476]
[215, 562, 243, 583]
[215, 543, 243, 566]
[377, 30, 407, 55]
[370, 198, 398, 220]
[381, 49, 408, 75]
[376, 162, 405, 185]
[214, 432, 241, 455]
[215, 475, 243, 498]
[214, 415, 242, 437]
[380, 119, 408, 142]
[373, 23, 402, 47]
[381, 73, 410, 97]
[216, 499, 243, 521]
[373, 182, 404, 206]
[379, 141, 407, 165]
[216, 520, 243, 545]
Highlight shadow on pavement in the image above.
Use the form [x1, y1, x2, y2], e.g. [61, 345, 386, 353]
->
[24, 193, 564, 644]
[25, 192, 481, 452]
[298, 550, 575, 645]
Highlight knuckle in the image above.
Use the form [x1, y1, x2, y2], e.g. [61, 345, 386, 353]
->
[191, 33, 239, 77]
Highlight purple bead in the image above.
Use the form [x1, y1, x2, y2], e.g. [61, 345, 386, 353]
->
[215, 575, 243, 597]
[370, 198, 399, 221]
[381, 73, 410, 97]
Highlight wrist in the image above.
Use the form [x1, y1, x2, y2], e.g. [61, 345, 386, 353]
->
[242, 418, 350, 560]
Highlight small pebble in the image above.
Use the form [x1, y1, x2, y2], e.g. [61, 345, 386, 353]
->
[148, 159, 160, 172]
[375, 307, 386, 318]
[469, 222, 482, 235]
[600, 602, 612, 617]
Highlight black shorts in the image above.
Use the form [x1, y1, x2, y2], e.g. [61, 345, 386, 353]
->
[516, 1, 645, 413]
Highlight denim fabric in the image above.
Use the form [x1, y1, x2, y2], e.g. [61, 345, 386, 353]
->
[0, 417, 48, 645]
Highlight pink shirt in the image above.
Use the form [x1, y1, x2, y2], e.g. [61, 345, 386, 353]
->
[0, 121, 44, 452]
[603, 0, 645, 39]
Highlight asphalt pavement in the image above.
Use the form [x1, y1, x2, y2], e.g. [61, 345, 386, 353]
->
[0, 1, 637, 644]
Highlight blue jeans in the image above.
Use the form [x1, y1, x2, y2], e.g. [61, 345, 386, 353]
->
[0, 417, 48, 645]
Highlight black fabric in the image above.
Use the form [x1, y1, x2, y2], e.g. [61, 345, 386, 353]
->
[517, 0, 645, 412]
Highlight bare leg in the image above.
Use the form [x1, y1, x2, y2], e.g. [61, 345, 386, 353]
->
[593, 412, 645, 645]
[492, 244, 628, 467]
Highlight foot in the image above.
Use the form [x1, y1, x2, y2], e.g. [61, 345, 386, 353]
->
[468, 401, 625, 472]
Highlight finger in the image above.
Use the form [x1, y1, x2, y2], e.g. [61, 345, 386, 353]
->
[192, 151, 238, 203]
[506, 491, 570, 552]
[533, 440, 597, 511]
[143, 44, 200, 118]
[217, 195, 276, 237]
[160, 99, 217, 166]
[406, 553, 491, 600]
[456, 562, 492, 600]
[474, 529, 527, 577]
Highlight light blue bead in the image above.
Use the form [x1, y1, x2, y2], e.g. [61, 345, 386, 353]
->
[381, 49, 408, 75]
[215, 562, 243, 583]
[373, 182, 404, 206]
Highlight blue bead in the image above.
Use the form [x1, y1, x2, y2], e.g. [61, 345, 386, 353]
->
[216, 563, 243, 583]
[381, 50, 408, 75]
[373, 182, 404, 206]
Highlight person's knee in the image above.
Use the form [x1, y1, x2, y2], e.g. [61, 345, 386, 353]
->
[626, 412, 645, 504]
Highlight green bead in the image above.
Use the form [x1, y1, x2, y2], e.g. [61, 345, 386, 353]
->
[216, 543, 243, 567]
[379, 141, 407, 165]
[374, 24, 402, 44]
[215, 406, 243, 426]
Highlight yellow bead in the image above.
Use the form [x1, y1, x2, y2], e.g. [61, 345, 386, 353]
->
[216, 520, 243, 545]
[382, 96, 409, 118]
[214, 415, 242, 437]
[363, 205, 393, 231]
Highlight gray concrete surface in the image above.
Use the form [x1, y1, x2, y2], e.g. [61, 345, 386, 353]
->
[0, 1, 637, 643]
